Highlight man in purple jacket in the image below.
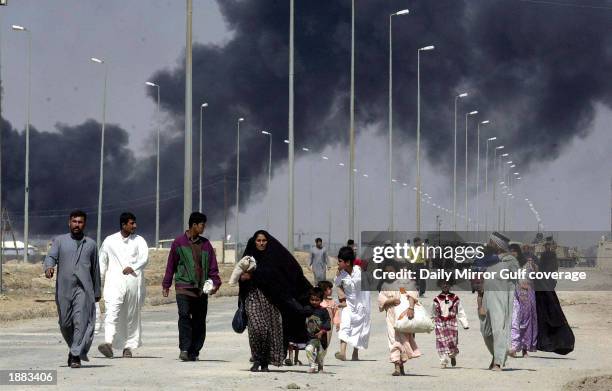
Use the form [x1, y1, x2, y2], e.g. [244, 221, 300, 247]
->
[162, 212, 222, 361]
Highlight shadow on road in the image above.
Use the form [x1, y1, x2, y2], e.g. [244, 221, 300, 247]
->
[529, 355, 575, 360]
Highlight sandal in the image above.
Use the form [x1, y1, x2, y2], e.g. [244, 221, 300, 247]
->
[335, 352, 346, 361]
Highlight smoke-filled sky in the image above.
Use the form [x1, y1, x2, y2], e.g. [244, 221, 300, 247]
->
[1, 0, 611, 248]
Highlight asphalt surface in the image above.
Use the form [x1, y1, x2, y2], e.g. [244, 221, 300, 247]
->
[1, 293, 610, 390]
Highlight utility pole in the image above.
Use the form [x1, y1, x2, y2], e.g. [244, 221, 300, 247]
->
[287, 0, 295, 251]
[183, 0, 193, 228]
[223, 175, 227, 264]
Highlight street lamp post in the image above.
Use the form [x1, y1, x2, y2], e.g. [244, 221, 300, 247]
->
[199, 102, 208, 212]
[476, 120, 490, 232]
[464, 110, 478, 231]
[416, 45, 435, 234]
[388, 9, 409, 233]
[90, 57, 107, 248]
[302, 147, 313, 243]
[453, 92, 468, 232]
[184, 0, 193, 228]
[498, 152, 509, 230]
[235, 117, 244, 261]
[484, 137, 498, 232]
[348, 0, 356, 242]
[492, 145, 504, 231]
[262, 131, 272, 231]
[145, 81, 161, 247]
[12, 24, 31, 261]
[288, 0, 295, 251]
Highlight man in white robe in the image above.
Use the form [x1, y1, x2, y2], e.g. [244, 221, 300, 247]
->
[334, 246, 370, 361]
[98, 212, 149, 358]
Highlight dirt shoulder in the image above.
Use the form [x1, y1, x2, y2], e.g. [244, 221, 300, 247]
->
[0, 250, 322, 323]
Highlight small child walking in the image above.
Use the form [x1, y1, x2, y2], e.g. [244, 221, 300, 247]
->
[318, 281, 338, 347]
[304, 287, 332, 373]
[432, 278, 469, 368]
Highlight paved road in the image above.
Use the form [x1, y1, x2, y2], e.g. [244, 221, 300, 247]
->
[1, 293, 610, 390]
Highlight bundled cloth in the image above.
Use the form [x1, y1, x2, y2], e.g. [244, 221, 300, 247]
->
[394, 297, 434, 334]
[229, 256, 257, 285]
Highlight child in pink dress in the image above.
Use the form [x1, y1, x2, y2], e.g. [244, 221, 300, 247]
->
[318, 281, 338, 347]
[378, 260, 421, 376]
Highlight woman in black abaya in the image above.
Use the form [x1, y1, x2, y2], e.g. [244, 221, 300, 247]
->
[534, 245, 575, 355]
[238, 230, 313, 371]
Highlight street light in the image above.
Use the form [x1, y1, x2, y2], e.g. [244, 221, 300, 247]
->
[347, 0, 356, 243]
[12, 24, 32, 261]
[235, 117, 244, 261]
[90, 56, 107, 248]
[498, 152, 509, 230]
[476, 120, 490, 232]
[453, 92, 468, 231]
[146, 81, 161, 247]
[389, 8, 410, 233]
[301, 146, 313, 244]
[261, 131, 273, 230]
[199, 102, 208, 212]
[465, 110, 478, 231]
[288, 0, 295, 251]
[184, 0, 194, 229]
[484, 137, 497, 232]
[416, 44, 435, 233]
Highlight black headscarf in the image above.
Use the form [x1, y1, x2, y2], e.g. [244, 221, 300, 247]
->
[239, 230, 313, 345]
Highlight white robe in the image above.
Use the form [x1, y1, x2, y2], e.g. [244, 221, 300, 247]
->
[334, 265, 371, 350]
[99, 232, 149, 350]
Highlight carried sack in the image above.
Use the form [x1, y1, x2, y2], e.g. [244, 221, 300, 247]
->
[232, 297, 248, 334]
[394, 295, 434, 333]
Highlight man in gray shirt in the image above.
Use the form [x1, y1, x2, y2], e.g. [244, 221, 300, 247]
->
[44, 210, 101, 368]
[310, 238, 329, 284]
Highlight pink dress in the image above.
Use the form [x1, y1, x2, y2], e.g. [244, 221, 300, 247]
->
[321, 298, 338, 346]
[378, 290, 421, 363]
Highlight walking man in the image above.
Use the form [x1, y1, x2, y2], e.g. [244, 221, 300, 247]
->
[162, 212, 222, 361]
[98, 212, 149, 358]
[310, 238, 329, 284]
[44, 210, 100, 368]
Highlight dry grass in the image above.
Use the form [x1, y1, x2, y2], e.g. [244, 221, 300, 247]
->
[0, 249, 318, 323]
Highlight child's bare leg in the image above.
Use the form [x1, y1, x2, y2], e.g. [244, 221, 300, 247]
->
[294, 349, 301, 365]
[351, 347, 359, 361]
[335, 341, 347, 360]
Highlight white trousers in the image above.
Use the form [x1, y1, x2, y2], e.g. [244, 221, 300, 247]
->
[103, 274, 144, 350]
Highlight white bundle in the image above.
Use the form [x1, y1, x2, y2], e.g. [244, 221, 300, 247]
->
[229, 256, 257, 285]
[394, 297, 434, 334]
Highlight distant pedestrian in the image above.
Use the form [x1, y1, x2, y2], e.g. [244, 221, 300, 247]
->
[310, 238, 329, 284]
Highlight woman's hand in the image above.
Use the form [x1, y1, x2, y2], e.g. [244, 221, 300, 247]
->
[389, 298, 401, 307]
[240, 272, 251, 282]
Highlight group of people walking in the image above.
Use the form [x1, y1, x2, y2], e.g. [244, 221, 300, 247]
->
[43, 210, 574, 376]
[44, 210, 221, 368]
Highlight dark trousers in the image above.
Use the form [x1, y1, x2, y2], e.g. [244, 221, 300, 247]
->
[415, 263, 427, 296]
[176, 293, 208, 358]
